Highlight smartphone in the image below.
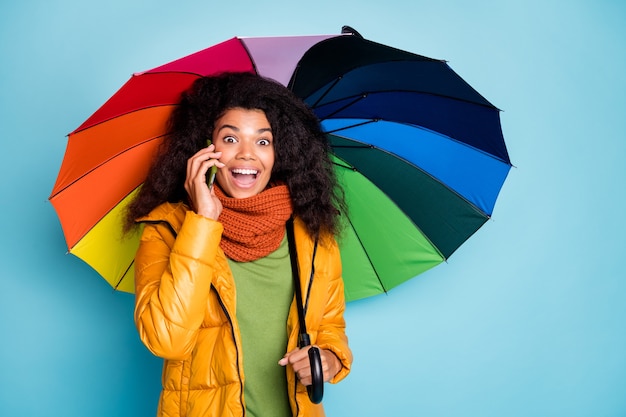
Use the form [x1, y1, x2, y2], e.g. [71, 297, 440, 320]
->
[207, 166, 217, 189]
[206, 139, 218, 189]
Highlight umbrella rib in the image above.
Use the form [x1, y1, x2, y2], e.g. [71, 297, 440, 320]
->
[313, 89, 501, 118]
[114, 260, 135, 291]
[342, 210, 388, 295]
[328, 116, 511, 166]
[310, 77, 343, 108]
[324, 119, 379, 135]
[50, 135, 164, 199]
[315, 95, 366, 121]
[331, 132, 492, 220]
[334, 158, 449, 263]
[332, 160, 357, 170]
[73, 102, 180, 135]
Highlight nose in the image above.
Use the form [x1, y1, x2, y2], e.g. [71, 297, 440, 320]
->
[236, 140, 255, 160]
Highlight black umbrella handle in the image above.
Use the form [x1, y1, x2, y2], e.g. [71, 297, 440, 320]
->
[299, 333, 323, 404]
[289, 219, 323, 404]
[307, 346, 324, 404]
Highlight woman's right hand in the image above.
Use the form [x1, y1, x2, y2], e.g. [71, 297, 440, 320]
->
[184, 144, 225, 220]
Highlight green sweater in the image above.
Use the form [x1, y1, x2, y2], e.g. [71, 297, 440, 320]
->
[228, 235, 294, 417]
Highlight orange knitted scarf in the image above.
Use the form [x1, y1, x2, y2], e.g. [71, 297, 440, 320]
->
[215, 184, 293, 262]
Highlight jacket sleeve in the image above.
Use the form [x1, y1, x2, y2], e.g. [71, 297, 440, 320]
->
[134, 210, 224, 360]
[314, 239, 353, 384]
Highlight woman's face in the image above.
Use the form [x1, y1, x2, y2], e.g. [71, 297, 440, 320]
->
[212, 108, 275, 199]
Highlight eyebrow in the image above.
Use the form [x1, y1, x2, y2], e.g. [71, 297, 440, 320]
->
[217, 124, 272, 134]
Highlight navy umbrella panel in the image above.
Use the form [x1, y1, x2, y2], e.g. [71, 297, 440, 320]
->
[292, 36, 509, 162]
[314, 87, 508, 163]
[290, 34, 511, 260]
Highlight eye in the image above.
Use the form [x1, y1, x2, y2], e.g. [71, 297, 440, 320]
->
[223, 135, 237, 144]
[257, 138, 272, 146]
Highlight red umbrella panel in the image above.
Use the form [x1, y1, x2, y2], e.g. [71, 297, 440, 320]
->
[49, 35, 340, 291]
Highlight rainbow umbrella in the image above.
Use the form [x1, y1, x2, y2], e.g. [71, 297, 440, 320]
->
[49, 27, 511, 300]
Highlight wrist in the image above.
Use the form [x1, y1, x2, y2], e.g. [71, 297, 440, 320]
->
[324, 349, 342, 379]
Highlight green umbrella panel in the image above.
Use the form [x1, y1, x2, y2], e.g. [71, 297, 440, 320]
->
[333, 153, 447, 302]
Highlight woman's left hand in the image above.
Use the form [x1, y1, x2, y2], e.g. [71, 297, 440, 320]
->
[279, 346, 341, 386]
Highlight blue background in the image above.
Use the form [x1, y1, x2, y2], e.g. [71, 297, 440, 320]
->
[1, 1, 625, 416]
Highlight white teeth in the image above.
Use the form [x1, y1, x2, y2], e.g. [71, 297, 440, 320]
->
[232, 168, 258, 175]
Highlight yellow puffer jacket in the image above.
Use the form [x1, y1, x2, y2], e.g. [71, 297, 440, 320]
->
[134, 202, 352, 417]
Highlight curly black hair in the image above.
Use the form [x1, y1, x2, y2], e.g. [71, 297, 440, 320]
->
[124, 71, 346, 239]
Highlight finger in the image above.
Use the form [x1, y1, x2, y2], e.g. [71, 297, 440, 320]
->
[186, 154, 223, 192]
[279, 349, 297, 367]
[289, 346, 312, 364]
[289, 355, 312, 385]
[189, 150, 222, 176]
[298, 368, 312, 386]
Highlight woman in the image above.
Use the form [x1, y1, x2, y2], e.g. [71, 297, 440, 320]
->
[125, 72, 352, 417]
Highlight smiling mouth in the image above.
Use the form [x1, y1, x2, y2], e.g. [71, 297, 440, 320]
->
[231, 168, 258, 185]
